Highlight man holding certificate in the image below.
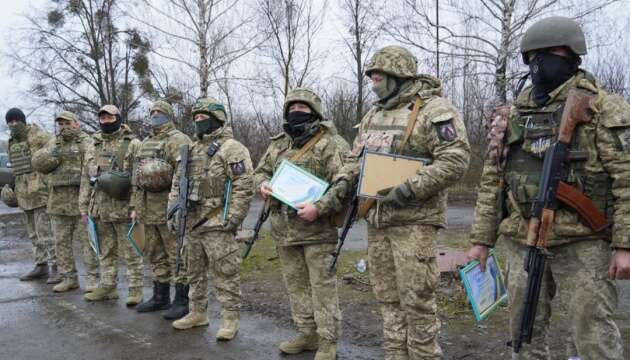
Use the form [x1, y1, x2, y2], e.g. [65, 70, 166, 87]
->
[346, 46, 470, 360]
[255, 88, 351, 360]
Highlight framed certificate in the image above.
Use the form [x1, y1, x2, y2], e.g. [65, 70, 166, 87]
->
[127, 220, 146, 257]
[358, 151, 430, 198]
[459, 249, 508, 321]
[269, 160, 329, 210]
[86, 217, 100, 257]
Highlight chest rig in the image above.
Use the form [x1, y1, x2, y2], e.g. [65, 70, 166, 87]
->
[188, 140, 225, 202]
[49, 136, 85, 187]
[137, 130, 176, 160]
[94, 134, 131, 173]
[503, 102, 613, 219]
[9, 140, 33, 176]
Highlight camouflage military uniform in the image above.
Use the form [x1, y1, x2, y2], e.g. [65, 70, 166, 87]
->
[347, 46, 470, 360]
[255, 109, 350, 349]
[471, 71, 627, 359]
[79, 124, 143, 298]
[168, 100, 253, 329]
[8, 123, 56, 269]
[43, 120, 99, 289]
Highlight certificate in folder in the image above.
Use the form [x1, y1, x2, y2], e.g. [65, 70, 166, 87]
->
[86, 217, 100, 257]
[459, 250, 508, 321]
[269, 160, 329, 210]
[127, 220, 146, 257]
[358, 151, 429, 198]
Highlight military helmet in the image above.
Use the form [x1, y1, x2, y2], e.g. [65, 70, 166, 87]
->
[1, 185, 18, 208]
[136, 159, 173, 192]
[283, 88, 324, 120]
[520, 16, 587, 64]
[31, 148, 60, 174]
[97, 170, 131, 200]
[191, 97, 227, 122]
[150, 100, 174, 119]
[365, 45, 417, 79]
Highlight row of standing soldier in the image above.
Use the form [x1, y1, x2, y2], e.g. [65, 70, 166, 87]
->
[3, 15, 630, 360]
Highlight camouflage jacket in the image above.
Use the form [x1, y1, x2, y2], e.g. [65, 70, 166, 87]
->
[8, 124, 51, 210]
[471, 71, 630, 249]
[348, 75, 471, 229]
[79, 125, 140, 222]
[45, 132, 91, 216]
[168, 126, 254, 233]
[254, 121, 351, 246]
[130, 123, 191, 224]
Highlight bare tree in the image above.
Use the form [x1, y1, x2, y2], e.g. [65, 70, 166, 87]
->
[339, 0, 380, 125]
[132, 0, 261, 97]
[9, 0, 153, 129]
[257, 0, 326, 98]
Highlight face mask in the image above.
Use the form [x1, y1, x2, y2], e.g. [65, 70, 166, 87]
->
[372, 74, 401, 100]
[59, 127, 80, 141]
[529, 52, 577, 105]
[283, 111, 317, 138]
[194, 116, 222, 139]
[150, 113, 169, 128]
[9, 122, 27, 140]
[100, 116, 122, 134]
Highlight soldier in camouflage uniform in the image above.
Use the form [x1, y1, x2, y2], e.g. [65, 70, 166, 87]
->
[79, 105, 144, 306]
[468, 17, 630, 360]
[346, 46, 470, 360]
[132, 101, 192, 319]
[254, 88, 350, 360]
[32, 111, 100, 293]
[5, 108, 59, 284]
[169, 97, 253, 341]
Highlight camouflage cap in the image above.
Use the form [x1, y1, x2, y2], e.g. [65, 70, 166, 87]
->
[55, 111, 79, 123]
[150, 100, 174, 119]
[283, 88, 323, 119]
[191, 97, 227, 122]
[520, 16, 587, 64]
[98, 104, 120, 116]
[365, 45, 417, 79]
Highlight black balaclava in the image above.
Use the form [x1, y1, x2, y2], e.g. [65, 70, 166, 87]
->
[100, 115, 122, 134]
[283, 110, 320, 149]
[529, 52, 578, 105]
[194, 114, 222, 139]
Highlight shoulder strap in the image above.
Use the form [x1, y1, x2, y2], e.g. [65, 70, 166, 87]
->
[397, 96, 423, 155]
[115, 137, 131, 171]
[289, 129, 324, 162]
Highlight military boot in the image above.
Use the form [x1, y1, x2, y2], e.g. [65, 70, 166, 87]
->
[172, 311, 209, 330]
[163, 283, 189, 320]
[137, 281, 171, 313]
[46, 265, 62, 284]
[84, 286, 118, 301]
[19, 264, 48, 281]
[84, 275, 99, 293]
[53, 276, 79, 292]
[126, 287, 143, 306]
[314, 340, 337, 360]
[216, 311, 239, 341]
[279, 329, 319, 354]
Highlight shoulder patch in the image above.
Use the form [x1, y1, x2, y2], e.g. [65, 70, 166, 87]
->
[229, 161, 246, 176]
[436, 120, 457, 142]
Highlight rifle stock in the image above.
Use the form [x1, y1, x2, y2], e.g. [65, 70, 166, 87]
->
[241, 198, 270, 259]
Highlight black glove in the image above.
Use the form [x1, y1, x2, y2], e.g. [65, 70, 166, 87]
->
[377, 183, 413, 208]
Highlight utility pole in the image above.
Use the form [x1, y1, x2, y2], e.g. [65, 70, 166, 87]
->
[435, 0, 440, 78]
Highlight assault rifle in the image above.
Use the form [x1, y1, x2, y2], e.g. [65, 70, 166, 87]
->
[166, 144, 190, 274]
[512, 89, 609, 354]
[327, 182, 359, 273]
[241, 198, 270, 259]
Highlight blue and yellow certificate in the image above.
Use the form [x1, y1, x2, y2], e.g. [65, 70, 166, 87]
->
[269, 160, 329, 210]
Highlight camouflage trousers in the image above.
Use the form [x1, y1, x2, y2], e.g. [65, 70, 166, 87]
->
[187, 230, 241, 314]
[505, 239, 623, 360]
[368, 224, 442, 360]
[278, 243, 342, 342]
[144, 223, 187, 284]
[97, 221, 144, 289]
[50, 215, 99, 282]
[24, 207, 55, 266]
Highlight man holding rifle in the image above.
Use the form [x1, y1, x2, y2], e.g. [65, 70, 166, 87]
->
[167, 97, 253, 342]
[468, 16, 630, 359]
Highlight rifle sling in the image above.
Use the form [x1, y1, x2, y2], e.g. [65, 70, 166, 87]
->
[357, 96, 424, 218]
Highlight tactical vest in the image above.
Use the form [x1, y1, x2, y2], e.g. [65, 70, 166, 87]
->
[503, 102, 614, 219]
[48, 136, 85, 187]
[8, 140, 33, 176]
[187, 140, 227, 203]
[94, 135, 132, 173]
[136, 129, 177, 160]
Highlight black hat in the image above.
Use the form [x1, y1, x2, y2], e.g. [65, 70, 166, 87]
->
[5, 108, 26, 123]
